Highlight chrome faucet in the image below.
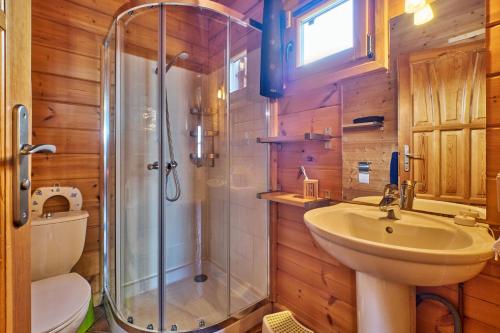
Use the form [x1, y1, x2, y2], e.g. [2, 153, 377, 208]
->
[379, 184, 402, 220]
[400, 180, 417, 210]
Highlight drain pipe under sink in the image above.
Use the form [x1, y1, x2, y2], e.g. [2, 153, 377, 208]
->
[416, 291, 462, 333]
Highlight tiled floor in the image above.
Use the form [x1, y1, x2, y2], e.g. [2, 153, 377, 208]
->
[87, 305, 110, 333]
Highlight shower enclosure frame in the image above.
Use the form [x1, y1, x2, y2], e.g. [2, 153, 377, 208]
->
[101, 1, 273, 332]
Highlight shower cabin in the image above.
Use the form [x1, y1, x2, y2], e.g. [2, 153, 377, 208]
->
[102, 1, 270, 331]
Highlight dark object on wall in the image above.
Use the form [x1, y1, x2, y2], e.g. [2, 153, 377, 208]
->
[260, 0, 284, 98]
[390, 152, 398, 185]
[353, 116, 385, 124]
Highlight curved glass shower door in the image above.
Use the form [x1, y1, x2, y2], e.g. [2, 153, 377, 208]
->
[160, 6, 232, 330]
[103, 2, 269, 332]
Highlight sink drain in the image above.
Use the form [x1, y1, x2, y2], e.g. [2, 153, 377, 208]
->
[385, 226, 394, 234]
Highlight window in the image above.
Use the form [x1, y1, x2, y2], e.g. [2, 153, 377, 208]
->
[284, 0, 389, 86]
[299, 0, 354, 66]
[229, 52, 247, 93]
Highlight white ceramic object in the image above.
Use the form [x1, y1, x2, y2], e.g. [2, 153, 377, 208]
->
[353, 195, 487, 219]
[30, 186, 91, 333]
[31, 210, 89, 281]
[32, 273, 91, 333]
[304, 203, 494, 333]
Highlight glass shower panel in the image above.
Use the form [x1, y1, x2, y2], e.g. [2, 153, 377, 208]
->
[161, 6, 230, 331]
[228, 20, 269, 313]
[117, 6, 161, 330]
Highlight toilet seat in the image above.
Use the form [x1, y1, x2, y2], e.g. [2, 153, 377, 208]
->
[31, 186, 83, 217]
[32, 273, 91, 333]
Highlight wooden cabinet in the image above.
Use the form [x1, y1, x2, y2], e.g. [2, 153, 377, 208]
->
[399, 42, 486, 204]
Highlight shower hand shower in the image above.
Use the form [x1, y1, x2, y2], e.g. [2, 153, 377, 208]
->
[163, 51, 189, 202]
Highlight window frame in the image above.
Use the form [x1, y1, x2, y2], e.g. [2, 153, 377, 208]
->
[296, 0, 357, 67]
[285, 0, 377, 84]
[229, 50, 247, 93]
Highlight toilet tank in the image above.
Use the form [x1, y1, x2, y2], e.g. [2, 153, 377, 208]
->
[31, 211, 89, 282]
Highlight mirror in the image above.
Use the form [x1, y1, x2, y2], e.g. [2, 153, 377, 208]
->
[341, 0, 486, 216]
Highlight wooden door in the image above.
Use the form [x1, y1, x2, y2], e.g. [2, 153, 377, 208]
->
[0, 0, 32, 332]
[398, 41, 486, 205]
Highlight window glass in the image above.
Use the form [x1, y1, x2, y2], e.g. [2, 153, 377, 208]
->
[300, 0, 354, 65]
[230, 52, 247, 93]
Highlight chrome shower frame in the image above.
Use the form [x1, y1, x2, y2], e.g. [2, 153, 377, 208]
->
[102, 1, 271, 332]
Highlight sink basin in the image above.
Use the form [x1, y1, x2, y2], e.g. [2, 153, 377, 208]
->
[304, 203, 494, 333]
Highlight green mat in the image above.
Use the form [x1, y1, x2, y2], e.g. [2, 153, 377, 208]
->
[76, 299, 95, 333]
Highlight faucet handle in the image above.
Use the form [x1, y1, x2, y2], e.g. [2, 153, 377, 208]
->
[383, 183, 399, 196]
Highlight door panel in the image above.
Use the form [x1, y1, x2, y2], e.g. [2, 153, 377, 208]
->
[470, 129, 487, 200]
[412, 131, 436, 197]
[440, 130, 465, 199]
[0, 1, 32, 332]
[399, 41, 486, 205]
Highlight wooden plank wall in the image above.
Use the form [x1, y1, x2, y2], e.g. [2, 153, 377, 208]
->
[30, 0, 262, 303]
[31, 0, 106, 301]
[342, 0, 485, 200]
[272, 0, 500, 333]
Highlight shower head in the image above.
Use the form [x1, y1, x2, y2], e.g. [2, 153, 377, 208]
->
[165, 51, 190, 73]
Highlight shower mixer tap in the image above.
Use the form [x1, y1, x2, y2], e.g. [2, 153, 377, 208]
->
[147, 161, 159, 170]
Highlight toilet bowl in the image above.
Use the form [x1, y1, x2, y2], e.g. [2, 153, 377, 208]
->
[30, 186, 91, 333]
[32, 273, 91, 333]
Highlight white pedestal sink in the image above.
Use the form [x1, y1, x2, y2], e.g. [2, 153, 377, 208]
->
[304, 203, 494, 333]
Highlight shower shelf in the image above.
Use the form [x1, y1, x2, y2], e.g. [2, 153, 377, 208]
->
[190, 107, 216, 116]
[189, 129, 219, 137]
[256, 132, 333, 144]
[257, 191, 330, 210]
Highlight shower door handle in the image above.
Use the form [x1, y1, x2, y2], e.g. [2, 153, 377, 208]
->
[13, 105, 57, 227]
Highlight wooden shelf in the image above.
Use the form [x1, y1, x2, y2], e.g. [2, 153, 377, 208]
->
[342, 121, 384, 130]
[257, 191, 330, 210]
[257, 132, 333, 143]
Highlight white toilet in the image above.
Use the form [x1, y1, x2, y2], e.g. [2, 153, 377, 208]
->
[30, 186, 92, 333]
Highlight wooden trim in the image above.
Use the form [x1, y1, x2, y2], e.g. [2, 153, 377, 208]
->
[0, 11, 5, 30]
[4, 0, 32, 331]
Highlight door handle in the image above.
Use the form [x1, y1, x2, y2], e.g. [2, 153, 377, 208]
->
[20, 144, 56, 155]
[13, 105, 56, 227]
[403, 144, 424, 172]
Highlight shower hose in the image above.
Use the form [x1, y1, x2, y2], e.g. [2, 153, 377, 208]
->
[164, 91, 181, 202]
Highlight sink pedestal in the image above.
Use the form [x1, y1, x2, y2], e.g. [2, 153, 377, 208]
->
[356, 272, 416, 333]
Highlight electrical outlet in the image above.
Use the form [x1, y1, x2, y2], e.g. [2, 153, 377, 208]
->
[324, 190, 331, 199]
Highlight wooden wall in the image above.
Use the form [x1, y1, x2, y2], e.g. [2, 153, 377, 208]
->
[31, 0, 104, 301]
[30, 0, 262, 303]
[30, 0, 500, 331]
[272, 1, 500, 333]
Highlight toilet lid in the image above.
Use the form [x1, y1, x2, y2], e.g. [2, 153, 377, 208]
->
[32, 273, 91, 333]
